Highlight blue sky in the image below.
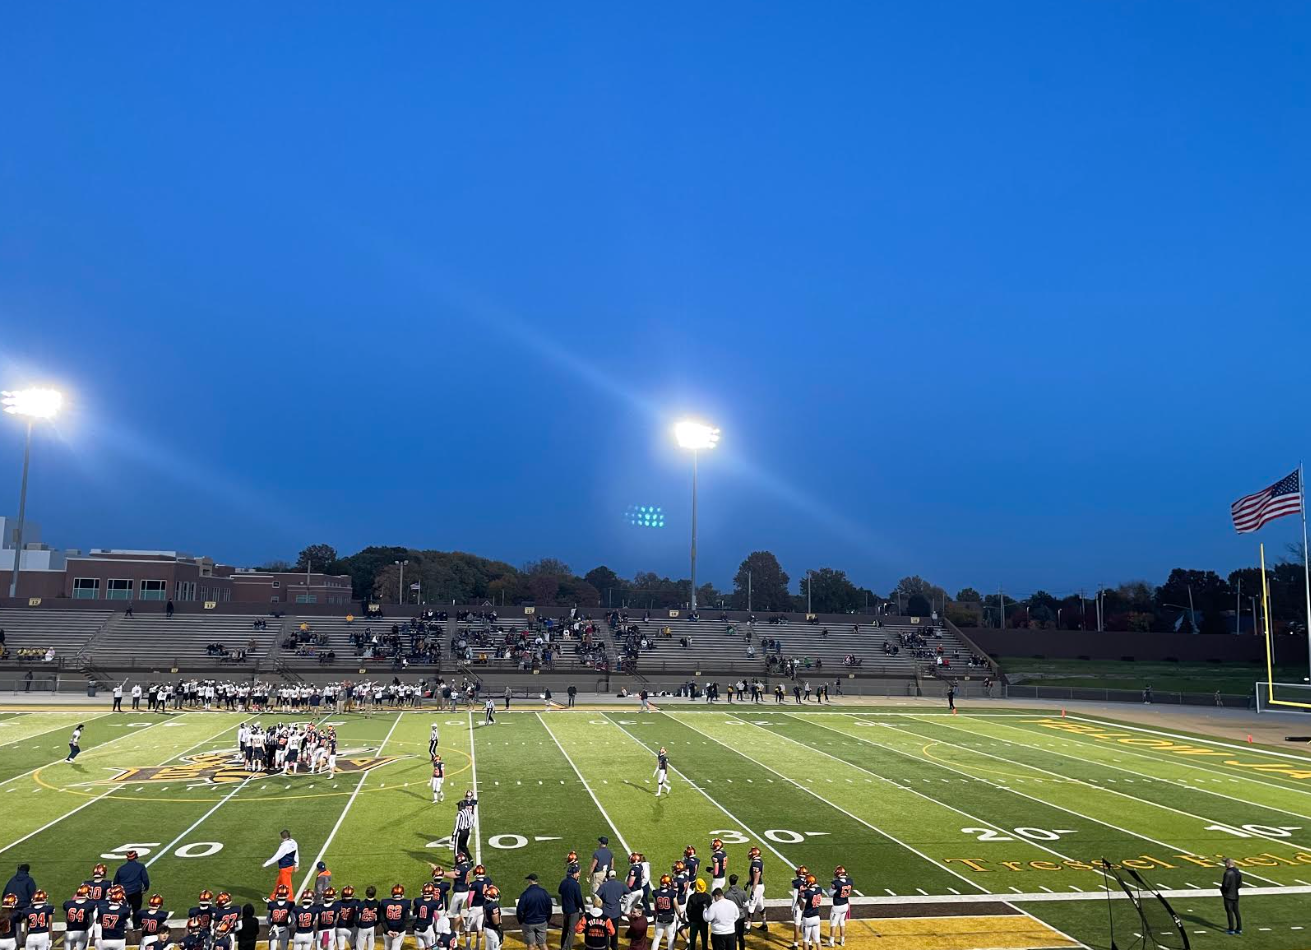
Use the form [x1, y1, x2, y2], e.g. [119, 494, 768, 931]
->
[2, 3, 1309, 598]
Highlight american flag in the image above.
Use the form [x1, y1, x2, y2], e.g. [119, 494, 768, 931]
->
[1231, 469, 1303, 533]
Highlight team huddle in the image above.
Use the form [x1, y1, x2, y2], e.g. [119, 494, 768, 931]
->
[237, 723, 339, 776]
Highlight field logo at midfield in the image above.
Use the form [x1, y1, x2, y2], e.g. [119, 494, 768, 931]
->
[97, 749, 407, 786]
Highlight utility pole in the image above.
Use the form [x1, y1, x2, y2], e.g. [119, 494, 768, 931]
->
[1235, 578, 1241, 635]
[999, 586, 1005, 630]
[807, 570, 812, 614]
[1187, 585, 1196, 633]
[748, 570, 752, 613]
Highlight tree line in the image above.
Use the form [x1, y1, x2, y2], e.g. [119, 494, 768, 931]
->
[269, 543, 1308, 633]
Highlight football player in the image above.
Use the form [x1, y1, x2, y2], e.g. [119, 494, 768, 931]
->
[466, 865, 492, 950]
[671, 862, 690, 932]
[0, 894, 19, 950]
[412, 884, 441, 950]
[379, 885, 410, 950]
[431, 756, 445, 804]
[746, 847, 766, 931]
[335, 886, 359, 950]
[214, 893, 241, 935]
[314, 888, 340, 950]
[650, 876, 678, 950]
[212, 921, 235, 950]
[789, 866, 809, 949]
[828, 867, 852, 947]
[188, 891, 215, 935]
[798, 875, 824, 950]
[62, 886, 95, 950]
[98, 886, 132, 950]
[565, 852, 581, 877]
[446, 855, 473, 931]
[267, 884, 295, 950]
[181, 918, 207, 950]
[709, 840, 727, 893]
[22, 891, 53, 950]
[623, 854, 645, 916]
[653, 748, 672, 798]
[139, 895, 170, 949]
[83, 866, 109, 904]
[682, 847, 700, 883]
[355, 887, 381, 950]
[482, 886, 502, 950]
[291, 892, 318, 950]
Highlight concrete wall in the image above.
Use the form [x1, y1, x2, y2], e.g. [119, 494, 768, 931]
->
[962, 627, 1307, 664]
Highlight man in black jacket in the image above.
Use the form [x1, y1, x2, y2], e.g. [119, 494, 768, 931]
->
[1221, 859, 1242, 935]
[559, 866, 584, 950]
[1, 865, 35, 913]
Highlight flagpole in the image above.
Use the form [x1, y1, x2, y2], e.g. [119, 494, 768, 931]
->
[1262, 543, 1275, 706]
[1302, 462, 1311, 682]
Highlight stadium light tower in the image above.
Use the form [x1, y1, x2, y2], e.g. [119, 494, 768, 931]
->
[674, 420, 720, 614]
[3, 388, 63, 598]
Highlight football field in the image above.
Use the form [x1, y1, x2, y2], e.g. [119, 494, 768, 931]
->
[5, 702, 1311, 950]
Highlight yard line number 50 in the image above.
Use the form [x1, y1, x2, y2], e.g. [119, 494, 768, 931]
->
[101, 842, 223, 860]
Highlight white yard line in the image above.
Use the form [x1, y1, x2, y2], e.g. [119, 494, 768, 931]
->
[467, 711, 482, 865]
[536, 713, 630, 855]
[0, 712, 114, 749]
[602, 714, 799, 870]
[669, 713, 992, 896]
[862, 716, 1285, 884]
[0, 713, 186, 789]
[298, 712, 404, 895]
[0, 715, 234, 856]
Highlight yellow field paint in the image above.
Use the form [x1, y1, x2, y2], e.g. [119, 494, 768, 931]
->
[1025, 718, 1311, 779]
[848, 915, 1078, 950]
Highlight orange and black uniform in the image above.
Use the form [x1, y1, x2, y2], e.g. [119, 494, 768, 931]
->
[576, 915, 615, 950]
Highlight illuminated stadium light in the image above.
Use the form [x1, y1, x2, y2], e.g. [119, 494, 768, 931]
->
[625, 505, 666, 528]
[674, 420, 720, 451]
[2, 388, 62, 419]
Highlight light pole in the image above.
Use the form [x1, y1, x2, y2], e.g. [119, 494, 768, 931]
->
[807, 570, 813, 614]
[4, 389, 62, 599]
[675, 420, 719, 615]
[395, 559, 408, 606]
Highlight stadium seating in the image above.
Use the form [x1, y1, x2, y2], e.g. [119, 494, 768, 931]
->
[87, 613, 275, 668]
[0, 607, 112, 665]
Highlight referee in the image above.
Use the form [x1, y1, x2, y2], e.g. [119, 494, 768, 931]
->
[429, 723, 440, 759]
[453, 791, 477, 858]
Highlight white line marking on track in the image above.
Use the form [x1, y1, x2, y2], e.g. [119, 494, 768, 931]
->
[468, 711, 482, 865]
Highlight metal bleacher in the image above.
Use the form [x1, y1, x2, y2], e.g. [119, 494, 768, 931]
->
[0, 608, 112, 666]
[87, 613, 278, 669]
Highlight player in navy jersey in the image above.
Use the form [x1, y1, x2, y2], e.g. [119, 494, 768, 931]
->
[98, 886, 132, 950]
[379, 885, 410, 950]
[431, 756, 446, 804]
[623, 854, 645, 916]
[267, 885, 295, 950]
[481, 886, 502, 950]
[139, 895, 170, 948]
[683, 847, 700, 882]
[828, 867, 852, 947]
[292, 892, 319, 950]
[182, 918, 208, 950]
[314, 889, 340, 950]
[709, 840, 728, 892]
[465, 865, 490, 950]
[789, 866, 809, 949]
[798, 875, 824, 950]
[355, 887, 382, 950]
[84, 863, 110, 943]
[412, 884, 442, 950]
[62, 885, 95, 950]
[335, 886, 359, 950]
[214, 893, 241, 934]
[0, 894, 19, 950]
[446, 856, 472, 936]
[212, 921, 235, 950]
[24, 891, 54, 950]
[650, 875, 679, 950]
[653, 748, 671, 797]
[189, 891, 215, 934]
[746, 847, 766, 931]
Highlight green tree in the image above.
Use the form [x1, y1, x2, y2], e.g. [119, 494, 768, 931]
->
[296, 544, 340, 573]
[893, 576, 947, 608]
[585, 566, 625, 605]
[803, 567, 863, 613]
[732, 551, 791, 611]
[955, 587, 982, 603]
[906, 593, 932, 617]
[256, 559, 293, 572]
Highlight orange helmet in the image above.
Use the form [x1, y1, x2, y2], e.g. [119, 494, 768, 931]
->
[187, 919, 202, 933]
[149, 894, 165, 909]
[473, 865, 485, 877]
[484, 885, 500, 901]
[341, 887, 355, 900]
[748, 847, 761, 859]
[300, 891, 315, 905]
[421, 883, 436, 897]
[216, 892, 231, 907]
[834, 866, 846, 877]
[275, 885, 290, 900]
[391, 885, 405, 898]
[711, 839, 723, 851]
[805, 874, 817, 886]
[684, 846, 696, 858]
[75, 885, 91, 899]
[198, 890, 213, 905]
[322, 888, 335, 901]
[216, 922, 232, 935]
[795, 866, 808, 877]
[33, 890, 48, 904]
[108, 886, 126, 903]
[566, 851, 578, 864]
[672, 861, 686, 874]
[2, 894, 16, 908]
[659, 875, 672, 888]
[92, 864, 108, 878]
[629, 853, 640, 864]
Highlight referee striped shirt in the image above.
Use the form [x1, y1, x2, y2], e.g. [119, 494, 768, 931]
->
[453, 801, 477, 832]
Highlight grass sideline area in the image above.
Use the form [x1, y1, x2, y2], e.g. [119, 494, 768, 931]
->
[5, 703, 1311, 950]
[998, 658, 1299, 694]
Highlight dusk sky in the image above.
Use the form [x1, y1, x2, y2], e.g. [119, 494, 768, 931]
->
[2, 4, 1309, 599]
